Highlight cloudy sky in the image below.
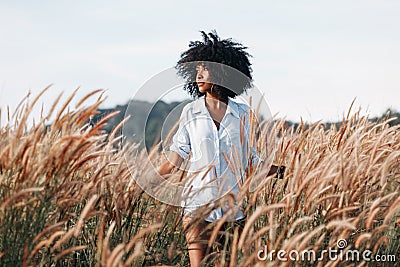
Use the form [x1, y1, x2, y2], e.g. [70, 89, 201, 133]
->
[0, 0, 399, 123]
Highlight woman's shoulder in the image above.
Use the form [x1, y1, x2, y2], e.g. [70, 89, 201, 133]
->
[179, 97, 202, 118]
[229, 98, 251, 116]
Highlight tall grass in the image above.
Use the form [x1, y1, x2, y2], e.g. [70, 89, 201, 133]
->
[0, 89, 399, 266]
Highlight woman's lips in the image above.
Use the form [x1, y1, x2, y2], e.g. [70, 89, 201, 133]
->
[197, 82, 205, 86]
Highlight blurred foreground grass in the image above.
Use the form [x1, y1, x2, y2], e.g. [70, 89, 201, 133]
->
[0, 89, 399, 266]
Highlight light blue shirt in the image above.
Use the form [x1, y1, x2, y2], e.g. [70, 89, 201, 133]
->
[170, 96, 261, 222]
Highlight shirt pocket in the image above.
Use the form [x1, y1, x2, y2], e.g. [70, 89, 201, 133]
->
[222, 125, 241, 146]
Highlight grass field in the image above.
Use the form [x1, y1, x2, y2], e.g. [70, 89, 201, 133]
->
[1, 90, 399, 266]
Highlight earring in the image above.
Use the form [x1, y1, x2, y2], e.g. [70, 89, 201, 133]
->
[211, 84, 214, 93]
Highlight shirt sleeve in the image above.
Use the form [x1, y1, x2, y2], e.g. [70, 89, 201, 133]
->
[170, 107, 191, 160]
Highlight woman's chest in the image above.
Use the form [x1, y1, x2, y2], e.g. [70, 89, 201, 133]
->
[186, 115, 242, 146]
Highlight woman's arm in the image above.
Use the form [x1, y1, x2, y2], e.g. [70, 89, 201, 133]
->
[157, 151, 184, 177]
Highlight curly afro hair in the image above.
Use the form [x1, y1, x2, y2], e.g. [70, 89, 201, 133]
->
[176, 31, 253, 101]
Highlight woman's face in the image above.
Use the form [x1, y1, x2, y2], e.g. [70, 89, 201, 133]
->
[195, 64, 212, 93]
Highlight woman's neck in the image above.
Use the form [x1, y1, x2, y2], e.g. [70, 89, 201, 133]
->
[205, 92, 228, 107]
[204, 95, 228, 111]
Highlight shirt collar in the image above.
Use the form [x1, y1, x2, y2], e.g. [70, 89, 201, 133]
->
[193, 96, 240, 119]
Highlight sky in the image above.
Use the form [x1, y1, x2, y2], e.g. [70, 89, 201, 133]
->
[0, 0, 399, 124]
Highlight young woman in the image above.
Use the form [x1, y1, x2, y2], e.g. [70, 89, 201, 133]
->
[158, 31, 282, 266]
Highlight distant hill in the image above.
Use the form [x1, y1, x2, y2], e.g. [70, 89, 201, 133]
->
[93, 101, 399, 149]
[92, 99, 191, 149]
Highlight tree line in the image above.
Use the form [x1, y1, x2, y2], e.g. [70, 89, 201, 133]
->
[92, 100, 399, 149]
